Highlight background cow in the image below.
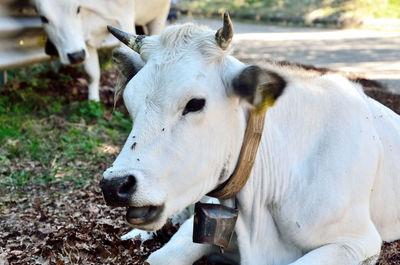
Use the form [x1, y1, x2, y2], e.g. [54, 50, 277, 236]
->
[101, 14, 400, 265]
[33, 0, 170, 101]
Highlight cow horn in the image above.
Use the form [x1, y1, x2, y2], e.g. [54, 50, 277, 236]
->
[215, 12, 233, 50]
[107, 25, 144, 53]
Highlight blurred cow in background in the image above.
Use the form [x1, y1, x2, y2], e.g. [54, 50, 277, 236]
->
[33, 0, 170, 101]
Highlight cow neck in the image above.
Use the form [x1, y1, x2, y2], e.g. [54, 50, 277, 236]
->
[207, 110, 266, 200]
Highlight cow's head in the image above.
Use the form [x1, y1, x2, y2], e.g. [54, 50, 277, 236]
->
[34, 0, 87, 64]
[100, 13, 286, 231]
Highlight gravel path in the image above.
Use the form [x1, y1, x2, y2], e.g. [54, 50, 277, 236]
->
[179, 17, 400, 93]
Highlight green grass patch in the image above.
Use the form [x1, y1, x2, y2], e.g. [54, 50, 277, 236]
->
[0, 63, 131, 190]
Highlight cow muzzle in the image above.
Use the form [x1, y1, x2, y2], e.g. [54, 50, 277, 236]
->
[100, 175, 136, 207]
[100, 175, 163, 225]
[67, 49, 86, 64]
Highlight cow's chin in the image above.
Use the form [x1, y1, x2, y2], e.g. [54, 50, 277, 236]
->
[125, 205, 167, 231]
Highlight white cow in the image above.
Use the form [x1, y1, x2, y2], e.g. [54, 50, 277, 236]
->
[100, 14, 400, 265]
[33, 0, 170, 101]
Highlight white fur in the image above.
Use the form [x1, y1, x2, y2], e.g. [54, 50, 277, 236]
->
[33, 0, 170, 101]
[121, 228, 155, 241]
[104, 24, 400, 264]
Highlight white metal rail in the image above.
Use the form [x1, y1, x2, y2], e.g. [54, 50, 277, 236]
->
[0, 0, 50, 70]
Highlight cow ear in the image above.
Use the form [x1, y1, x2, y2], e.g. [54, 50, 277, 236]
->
[232, 65, 286, 112]
[112, 47, 144, 82]
[112, 47, 144, 105]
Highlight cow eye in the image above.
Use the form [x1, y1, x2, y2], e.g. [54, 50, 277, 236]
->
[77, 6, 81, 14]
[40, 16, 49, 23]
[182, 98, 206, 115]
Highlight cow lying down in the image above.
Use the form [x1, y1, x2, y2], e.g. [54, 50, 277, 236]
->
[100, 13, 400, 265]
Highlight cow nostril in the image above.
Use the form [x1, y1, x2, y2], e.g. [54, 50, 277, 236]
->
[118, 175, 136, 196]
[100, 174, 137, 207]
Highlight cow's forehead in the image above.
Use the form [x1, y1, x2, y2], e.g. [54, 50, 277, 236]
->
[121, 23, 238, 115]
[123, 55, 221, 116]
[140, 24, 227, 64]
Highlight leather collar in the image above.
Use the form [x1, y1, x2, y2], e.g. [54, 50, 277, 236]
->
[207, 110, 266, 200]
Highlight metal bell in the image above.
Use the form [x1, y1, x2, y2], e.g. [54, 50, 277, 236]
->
[192, 202, 238, 249]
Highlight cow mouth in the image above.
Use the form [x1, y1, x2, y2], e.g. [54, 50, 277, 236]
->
[126, 205, 163, 225]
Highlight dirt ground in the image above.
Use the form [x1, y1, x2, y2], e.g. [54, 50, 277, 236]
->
[1, 63, 400, 265]
[0, 182, 179, 265]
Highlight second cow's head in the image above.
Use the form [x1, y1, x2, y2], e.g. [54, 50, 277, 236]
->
[34, 0, 87, 64]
